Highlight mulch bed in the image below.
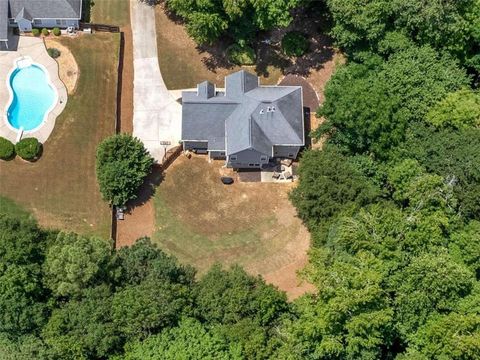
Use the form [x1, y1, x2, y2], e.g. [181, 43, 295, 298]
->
[279, 74, 320, 112]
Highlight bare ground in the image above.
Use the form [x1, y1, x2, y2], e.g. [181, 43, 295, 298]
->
[44, 38, 79, 94]
[150, 155, 314, 299]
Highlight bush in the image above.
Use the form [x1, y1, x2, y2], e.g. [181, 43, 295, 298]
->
[32, 28, 40, 37]
[15, 138, 41, 160]
[281, 31, 309, 57]
[52, 27, 61, 36]
[226, 44, 256, 65]
[96, 134, 154, 206]
[47, 48, 61, 59]
[41, 28, 49, 36]
[0, 137, 15, 160]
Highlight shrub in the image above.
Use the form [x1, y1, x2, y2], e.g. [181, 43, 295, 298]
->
[52, 27, 61, 36]
[41, 28, 49, 36]
[15, 138, 41, 160]
[96, 134, 154, 206]
[226, 44, 256, 65]
[0, 137, 15, 160]
[32, 28, 40, 37]
[47, 48, 61, 59]
[281, 31, 309, 57]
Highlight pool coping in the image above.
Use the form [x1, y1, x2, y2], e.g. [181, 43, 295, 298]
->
[0, 36, 68, 144]
[4, 57, 60, 137]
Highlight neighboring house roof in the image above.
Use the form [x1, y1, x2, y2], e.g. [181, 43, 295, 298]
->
[8, 0, 82, 19]
[0, 0, 8, 41]
[182, 70, 304, 156]
[14, 6, 32, 21]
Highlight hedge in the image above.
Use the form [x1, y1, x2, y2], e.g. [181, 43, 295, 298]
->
[48, 48, 61, 59]
[0, 137, 15, 160]
[15, 138, 41, 160]
[281, 31, 309, 57]
[226, 44, 256, 65]
[41, 28, 49, 36]
[52, 27, 61, 36]
[32, 28, 40, 36]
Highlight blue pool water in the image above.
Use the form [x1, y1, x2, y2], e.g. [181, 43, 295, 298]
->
[7, 64, 56, 131]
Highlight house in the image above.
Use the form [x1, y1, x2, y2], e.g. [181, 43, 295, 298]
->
[181, 70, 304, 169]
[0, 0, 82, 46]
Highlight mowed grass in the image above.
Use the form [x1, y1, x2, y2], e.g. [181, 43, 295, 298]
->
[153, 156, 309, 276]
[91, 0, 130, 26]
[0, 34, 119, 237]
[155, 7, 283, 89]
[0, 196, 32, 221]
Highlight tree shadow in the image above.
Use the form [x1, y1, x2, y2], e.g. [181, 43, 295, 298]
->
[124, 165, 164, 214]
[195, 6, 335, 79]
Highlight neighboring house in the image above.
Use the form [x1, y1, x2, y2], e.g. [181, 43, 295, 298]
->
[0, 0, 82, 45]
[182, 70, 304, 169]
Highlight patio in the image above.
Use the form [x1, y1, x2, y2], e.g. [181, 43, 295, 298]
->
[0, 34, 67, 143]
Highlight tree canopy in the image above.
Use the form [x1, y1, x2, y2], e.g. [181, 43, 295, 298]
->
[96, 134, 153, 207]
[166, 0, 300, 44]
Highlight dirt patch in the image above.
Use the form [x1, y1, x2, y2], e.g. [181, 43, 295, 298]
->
[155, 5, 283, 89]
[116, 167, 163, 247]
[44, 38, 79, 94]
[152, 155, 314, 299]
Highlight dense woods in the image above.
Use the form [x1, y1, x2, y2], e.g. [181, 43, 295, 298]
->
[1, 0, 479, 359]
[288, 0, 480, 358]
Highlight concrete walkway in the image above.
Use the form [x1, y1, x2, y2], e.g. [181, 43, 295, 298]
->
[130, 0, 181, 162]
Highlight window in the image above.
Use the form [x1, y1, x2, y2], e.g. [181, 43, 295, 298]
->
[248, 163, 254, 167]
[260, 156, 267, 161]
[56, 20, 61, 25]
[33, 19, 42, 25]
[230, 155, 237, 161]
[254, 164, 260, 166]
[288, 153, 294, 158]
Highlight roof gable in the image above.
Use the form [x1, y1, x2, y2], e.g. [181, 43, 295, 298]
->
[14, 7, 32, 21]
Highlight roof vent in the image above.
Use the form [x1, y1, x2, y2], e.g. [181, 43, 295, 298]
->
[259, 109, 265, 115]
[267, 107, 272, 112]
[271, 106, 276, 112]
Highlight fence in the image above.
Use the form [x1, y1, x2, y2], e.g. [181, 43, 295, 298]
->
[80, 22, 120, 33]
[159, 146, 183, 171]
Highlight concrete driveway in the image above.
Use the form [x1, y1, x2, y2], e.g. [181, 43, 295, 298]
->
[130, 0, 181, 162]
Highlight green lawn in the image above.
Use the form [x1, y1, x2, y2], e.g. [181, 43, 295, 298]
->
[0, 196, 33, 221]
[0, 34, 120, 237]
[91, 0, 130, 26]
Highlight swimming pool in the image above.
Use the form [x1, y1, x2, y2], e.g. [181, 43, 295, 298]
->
[6, 62, 57, 132]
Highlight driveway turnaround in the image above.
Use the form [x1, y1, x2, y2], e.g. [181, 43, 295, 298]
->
[130, 0, 181, 163]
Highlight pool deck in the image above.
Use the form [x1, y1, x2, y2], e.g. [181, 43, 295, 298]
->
[0, 35, 67, 143]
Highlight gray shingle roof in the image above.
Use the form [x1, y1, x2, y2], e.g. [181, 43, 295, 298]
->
[9, 0, 82, 19]
[14, 6, 31, 21]
[0, 0, 8, 40]
[182, 70, 304, 156]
